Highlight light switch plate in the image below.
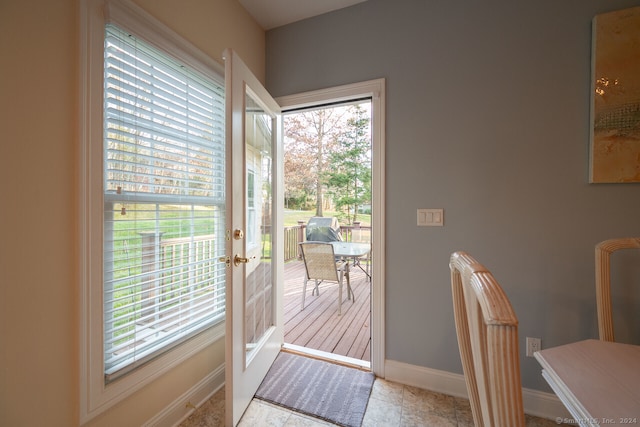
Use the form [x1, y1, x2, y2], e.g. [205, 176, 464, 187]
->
[417, 209, 444, 226]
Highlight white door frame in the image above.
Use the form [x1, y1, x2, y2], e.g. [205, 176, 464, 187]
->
[276, 79, 386, 378]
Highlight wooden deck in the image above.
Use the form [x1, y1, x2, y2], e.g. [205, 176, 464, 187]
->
[283, 260, 371, 363]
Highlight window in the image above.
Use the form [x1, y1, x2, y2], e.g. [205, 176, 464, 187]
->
[247, 169, 257, 247]
[103, 24, 225, 381]
[80, 0, 227, 421]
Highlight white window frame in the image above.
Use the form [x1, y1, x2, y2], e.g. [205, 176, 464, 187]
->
[79, 0, 226, 421]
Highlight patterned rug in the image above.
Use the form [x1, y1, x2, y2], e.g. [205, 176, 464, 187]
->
[255, 352, 375, 427]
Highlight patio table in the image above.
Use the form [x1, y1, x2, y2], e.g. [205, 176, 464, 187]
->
[330, 242, 371, 279]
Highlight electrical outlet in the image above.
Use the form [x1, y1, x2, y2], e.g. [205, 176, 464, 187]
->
[526, 337, 541, 357]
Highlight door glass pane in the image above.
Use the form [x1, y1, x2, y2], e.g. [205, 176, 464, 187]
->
[244, 91, 274, 361]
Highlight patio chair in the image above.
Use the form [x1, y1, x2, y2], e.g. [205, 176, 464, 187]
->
[299, 242, 353, 315]
[595, 237, 640, 342]
[449, 251, 525, 427]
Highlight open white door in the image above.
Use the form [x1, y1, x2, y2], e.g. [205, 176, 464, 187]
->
[223, 49, 284, 426]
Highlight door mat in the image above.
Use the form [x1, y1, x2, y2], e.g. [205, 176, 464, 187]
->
[255, 352, 374, 427]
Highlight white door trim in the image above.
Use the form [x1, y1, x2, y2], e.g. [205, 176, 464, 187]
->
[276, 78, 386, 377]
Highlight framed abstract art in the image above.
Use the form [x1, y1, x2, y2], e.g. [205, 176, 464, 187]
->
[590, 6, 640, 183]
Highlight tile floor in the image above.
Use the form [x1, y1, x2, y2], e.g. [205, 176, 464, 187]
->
[179, 377, 565, 427]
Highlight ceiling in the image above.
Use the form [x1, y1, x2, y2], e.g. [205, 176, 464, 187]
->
[238, 0, 367, 30]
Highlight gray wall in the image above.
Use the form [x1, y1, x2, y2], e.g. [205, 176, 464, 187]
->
[266, 0, 640, 391]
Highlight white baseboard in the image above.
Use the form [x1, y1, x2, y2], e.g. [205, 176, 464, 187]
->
[384, 359, 571, 421]
[143, 363, 225, 427]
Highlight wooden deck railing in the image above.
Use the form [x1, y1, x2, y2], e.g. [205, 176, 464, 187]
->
[151, 222, 371, 266]
[284, 222, 372, 262]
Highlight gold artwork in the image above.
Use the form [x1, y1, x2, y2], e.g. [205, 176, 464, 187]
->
[590, 6, 640, 183]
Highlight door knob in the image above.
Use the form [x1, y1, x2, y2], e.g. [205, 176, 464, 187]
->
[234, 254, 256, 266]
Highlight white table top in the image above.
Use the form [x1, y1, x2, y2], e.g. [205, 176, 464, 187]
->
[330, 241, 371, 258]
[534, 339, 640, 426]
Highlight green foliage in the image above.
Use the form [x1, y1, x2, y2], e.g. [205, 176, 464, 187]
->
[284, 101, 372, 221]
[323, 104, 372, 224]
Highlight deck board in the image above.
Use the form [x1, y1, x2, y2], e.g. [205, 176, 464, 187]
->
[283, 260, 371, 362]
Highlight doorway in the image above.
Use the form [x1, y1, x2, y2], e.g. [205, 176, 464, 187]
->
[276, 80, 385, 377]
[223, 52, 384, 426]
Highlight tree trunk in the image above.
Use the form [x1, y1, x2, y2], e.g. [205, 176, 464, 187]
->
[315, 117, 324, 217]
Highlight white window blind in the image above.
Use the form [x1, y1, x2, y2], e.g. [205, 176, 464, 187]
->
[103, 24, 225, 381]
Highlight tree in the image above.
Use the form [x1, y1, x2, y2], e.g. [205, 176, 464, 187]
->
[283, 107, 349, 215]
[324, 104, 371, 224]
